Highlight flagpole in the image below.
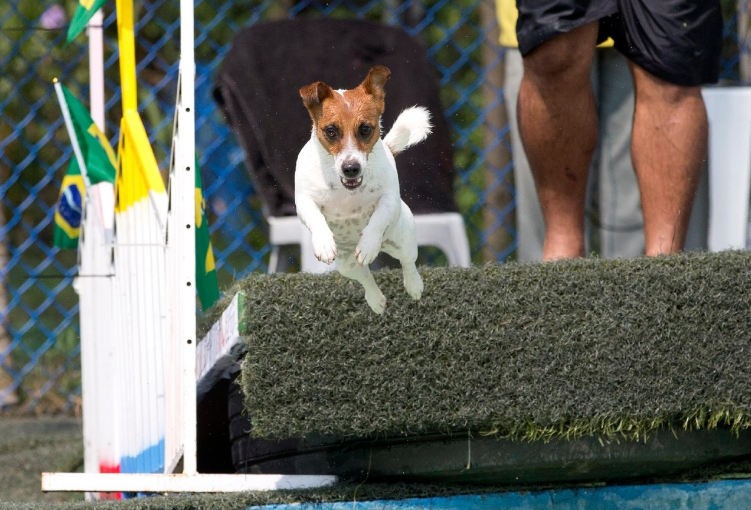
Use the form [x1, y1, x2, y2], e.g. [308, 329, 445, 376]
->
[88, 9, 106, 131]
[83, 10, 107, 497]
[85, 6, 116, 248]
[116, 0, 138, 113]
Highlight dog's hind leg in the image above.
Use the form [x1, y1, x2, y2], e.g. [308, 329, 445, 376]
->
[383, 205, 423, 302]
[383, 240, 423, 302]
[337, 256, 386, 314]
[393, 249, 423, 301]
[401, 261, 423, 301]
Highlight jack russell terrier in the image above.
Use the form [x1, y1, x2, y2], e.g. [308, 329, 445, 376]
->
[295, 65, 431, 314]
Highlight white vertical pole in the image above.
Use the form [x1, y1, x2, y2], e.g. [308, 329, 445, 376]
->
[177, 0, 197, 475]
[80, 8, 118, 500]
[88, 9, 105, 130]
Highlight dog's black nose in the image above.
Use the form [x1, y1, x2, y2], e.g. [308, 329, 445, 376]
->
[342, 160, 361, 178]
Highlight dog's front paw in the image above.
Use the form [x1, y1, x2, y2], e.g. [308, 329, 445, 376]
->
[365, 287, 386, 314]
[312, 230, 337, 264]
[355, 233, 381, 266]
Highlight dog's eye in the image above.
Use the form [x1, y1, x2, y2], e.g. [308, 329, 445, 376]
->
[323, 125, 339, 141]
[358, 124, 373, 139]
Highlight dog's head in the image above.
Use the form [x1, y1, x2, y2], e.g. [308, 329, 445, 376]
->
[299, 65, 390, 190]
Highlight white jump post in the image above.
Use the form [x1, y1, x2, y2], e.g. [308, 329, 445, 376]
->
[164, 0, 198, 477]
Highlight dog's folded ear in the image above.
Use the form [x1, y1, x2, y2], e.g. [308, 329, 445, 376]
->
[299, 81, 333, 122]
[360, 65, 390, 102]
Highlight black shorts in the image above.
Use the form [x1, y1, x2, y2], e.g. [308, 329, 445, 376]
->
[516, 0, 723, 86]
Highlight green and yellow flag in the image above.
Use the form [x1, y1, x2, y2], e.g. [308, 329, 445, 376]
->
[53, 82, 117, 248]
[194, 161, 219, 311]
[54, 159, 86, 249]
[66, 0, 107, 42]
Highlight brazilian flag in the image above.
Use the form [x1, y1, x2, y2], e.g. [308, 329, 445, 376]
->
[195, 161, 220, 311]
[54, 159, 86, 249]
[66, 0, 107, 42]
[53, 82, 116, 249]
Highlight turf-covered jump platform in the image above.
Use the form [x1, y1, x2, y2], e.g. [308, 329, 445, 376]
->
[201, 251, 751, 485]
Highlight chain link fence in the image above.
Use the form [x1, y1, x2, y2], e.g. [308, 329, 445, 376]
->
[0, 0, 746, 414]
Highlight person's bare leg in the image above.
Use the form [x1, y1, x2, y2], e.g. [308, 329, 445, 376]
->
[629, 64, 706, 256]
[518, 23, 599, 260]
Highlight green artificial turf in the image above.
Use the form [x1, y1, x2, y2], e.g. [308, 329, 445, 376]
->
[216, 251, 751, 442]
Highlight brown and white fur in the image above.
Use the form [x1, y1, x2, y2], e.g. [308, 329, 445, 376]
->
[295, 65, 431, 314]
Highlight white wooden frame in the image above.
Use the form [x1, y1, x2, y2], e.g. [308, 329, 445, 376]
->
[42, 0, 335, 494]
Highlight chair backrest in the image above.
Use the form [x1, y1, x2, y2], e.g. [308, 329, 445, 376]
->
[213, 17, 458, 218]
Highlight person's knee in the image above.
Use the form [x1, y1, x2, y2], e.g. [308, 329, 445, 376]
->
[658, 83, 703, 108]
[632, 65, 702, 106]
[522, 24, 597, 85]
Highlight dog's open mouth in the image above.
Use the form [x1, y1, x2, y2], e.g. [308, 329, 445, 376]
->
[341, 176, 363, 190]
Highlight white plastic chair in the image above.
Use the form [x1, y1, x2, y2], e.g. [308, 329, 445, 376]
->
[702, 87, 751, 251]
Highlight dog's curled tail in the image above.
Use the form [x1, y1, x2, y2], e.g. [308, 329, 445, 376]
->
[383, 106, 432, 156]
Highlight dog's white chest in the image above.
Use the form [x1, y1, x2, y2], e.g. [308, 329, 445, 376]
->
[326, 216, 370, 252]
[320, 190, 380, 252]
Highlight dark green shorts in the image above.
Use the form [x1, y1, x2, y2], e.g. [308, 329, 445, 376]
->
[516, 0, 723, 86]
